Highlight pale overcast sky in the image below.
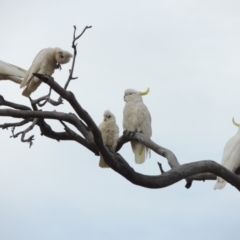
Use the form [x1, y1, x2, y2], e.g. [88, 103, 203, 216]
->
[0, 1, 240, 240]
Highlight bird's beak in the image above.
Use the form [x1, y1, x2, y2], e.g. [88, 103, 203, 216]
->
[232, 117, 240, 127]
[123, 94, 126, 101]
[139, 88, 150, 96]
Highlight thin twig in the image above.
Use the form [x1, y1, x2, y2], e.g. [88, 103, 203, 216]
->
[0, 119, 32, 130]
[74, 25, 92, 43]
[38, 87, 52, 107]
[58, 25, 92, 103]
[0, 95, 31, 111]
[30, 87, 63, 107]
[157, 162, 165, 174]
[10, 118, 39, 147]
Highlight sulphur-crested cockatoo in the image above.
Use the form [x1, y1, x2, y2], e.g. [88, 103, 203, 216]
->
[0, 60, 27, 84]
[214, 117, 240, 190]
[98, 110, 119, 168]
[123, 88, 152, 164]
[20, 47, 72, 97]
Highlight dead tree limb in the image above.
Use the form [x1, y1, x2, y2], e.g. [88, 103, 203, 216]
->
[0, 25, 239, 191]
[10, 118, 39, 147]
[26, 73, 240, 191]
[0, 119, 32, 130]
[0, 102, 240, 190]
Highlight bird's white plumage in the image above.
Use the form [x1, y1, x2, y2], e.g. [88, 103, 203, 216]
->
[0, 60, 27, 84]
[20, 47, 72, 97]
[98, 110, 119, 168]
[213, 118, 240, 190]
[123, 88, 152, 164]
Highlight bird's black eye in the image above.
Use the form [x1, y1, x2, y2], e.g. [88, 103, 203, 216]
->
[61, 55, 64, 58]
[108, 115, 111, 118]
[129, 93, 132, 95]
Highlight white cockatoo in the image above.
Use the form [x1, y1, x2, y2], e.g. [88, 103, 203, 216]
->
[98, 110, 119, 168]
[0, 60, 27, 84]
[20, 47, 73, 97]
[214, 117, 240, 190]
[123, 88, 152, 164]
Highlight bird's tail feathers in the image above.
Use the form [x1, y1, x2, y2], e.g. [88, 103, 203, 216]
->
[131, 141, 149, 164]
[22, 87, 32, 97]
[213, 177, 227, 190]
[99, 155, 110, 168]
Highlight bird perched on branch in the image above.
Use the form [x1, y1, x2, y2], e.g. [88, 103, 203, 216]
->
[0, 60, 27, 84]
[98, 110, 119, 168]
[20, 47, 72, 97]
[214, 117, 240, 190]
[123, 88, 152, 164]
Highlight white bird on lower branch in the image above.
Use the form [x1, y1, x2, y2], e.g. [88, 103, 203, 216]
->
[98, 110, 119, 168]
[213, 117, 240, 190]
[123, 88, 152, 164]
[20, 47, 73, 97]
[0, 60, 27, 84]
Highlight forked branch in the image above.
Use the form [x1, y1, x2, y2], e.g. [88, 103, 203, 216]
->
[10, 118, 39, 147]
[0, 25, 239, 191]
[60, 25, 92, 98]
[30, 73, 240, 191]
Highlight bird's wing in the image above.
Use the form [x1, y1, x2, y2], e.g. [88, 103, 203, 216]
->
[20, 50, 46, 88]
[98, 121, 107, 143]
[98, 121, 104, 132]
[123, 102, 139, 132]
[20, 65, 39, 88]
[115, 123, 119, 138]
[137, 102, 152, 137]
[113, 123, 120, 150]
[221, 134, 240, 171]
[0, 60, 27, 78]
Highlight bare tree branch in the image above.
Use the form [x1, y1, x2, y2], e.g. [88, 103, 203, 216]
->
[0, 90, 95, 146]
[116, 132, 239, 184]
[30, 87, 63, 107]
[107, 153, 240, 190]
[0, 105, 97, 152]
[64, 25, 92, 90]
[0, 119, 32, 130]
[158, 162, 165, 174]
[57, 25, 92, 103]
[0, 108, 86, 133]
[1, 26, 239, 192]
[59, 120, 98, 153]
[26, 74, 240, 191]
[38, 87, 52, 107]
[36, 119, 97, 154]
[32, 74, 93, 128]
[1, 102, 239, 190]
[0, 100, 237, 187]
[73, 25, 92, 43]
[26, 73, 239, 190]
[2, 90, 239, 189]
[0, 95, 31, 111]
[10, 118, 39, 147]
[117, 131, 193, 188]
[117, 132, 180, 168]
